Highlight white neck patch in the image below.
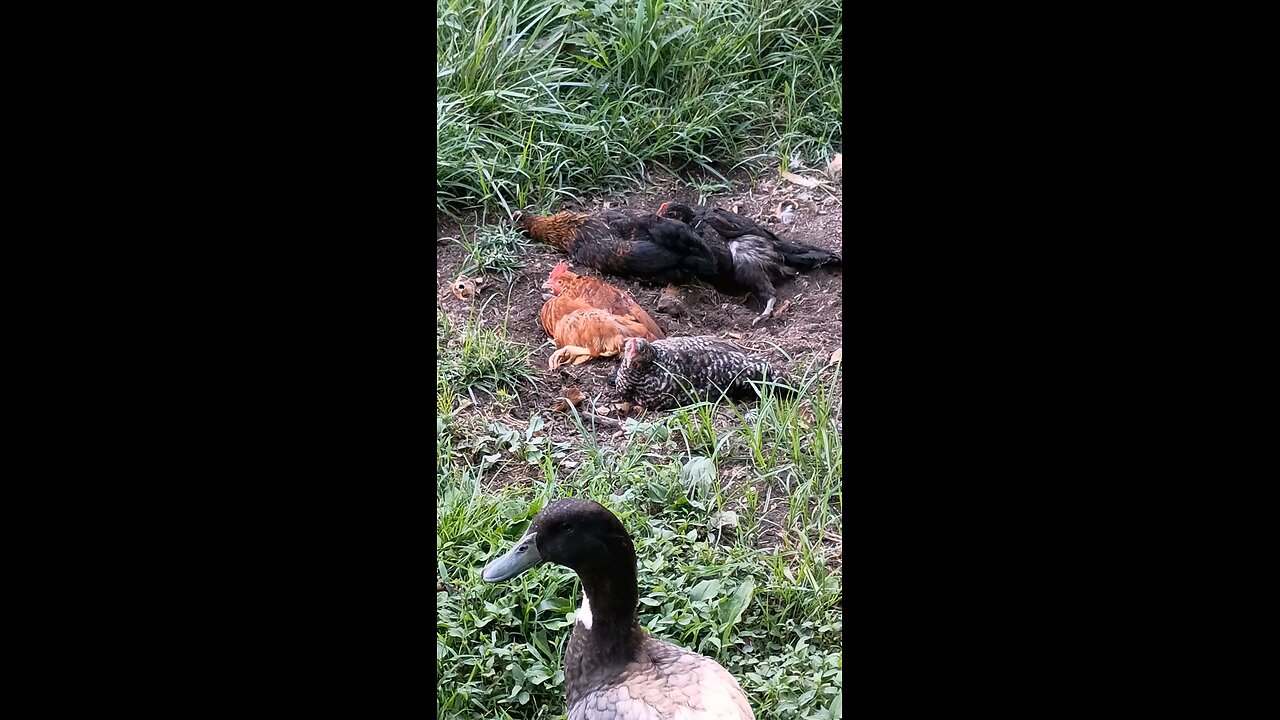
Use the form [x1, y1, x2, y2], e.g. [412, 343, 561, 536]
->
[577, 592, 593, 629]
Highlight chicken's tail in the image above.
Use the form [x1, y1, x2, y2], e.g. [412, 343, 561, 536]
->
[776, 240, 841, 270]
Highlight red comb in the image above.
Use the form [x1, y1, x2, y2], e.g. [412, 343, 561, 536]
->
[549, 262, 569, 278]
[657, 202, 669, 216]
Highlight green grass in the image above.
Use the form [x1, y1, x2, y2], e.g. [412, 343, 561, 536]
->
[436, 318, 843, 720]
[446, 223, 535, 279]
[437, 0, 842, 218]
[438, 304, 540, 413]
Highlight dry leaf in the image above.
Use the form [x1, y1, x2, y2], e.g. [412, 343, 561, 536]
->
[827, 152, 843, 178]
[773, 299, 792, 316]
[726, 331, 743, 339]
[830, 347, 842, 364]
[552, 387, 585, 412]
[613, 402, 633, 414]
[452, 276, 480, 300]
[780, 170, 821, 188]
[711, 510, 740, 531]
[773, 201, 797, 224]
[596, 405, 611, 416]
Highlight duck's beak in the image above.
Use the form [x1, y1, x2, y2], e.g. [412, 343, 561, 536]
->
[482, 532, 542, 582]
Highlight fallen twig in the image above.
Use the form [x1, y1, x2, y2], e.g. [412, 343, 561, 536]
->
[579, 411, 624, 429]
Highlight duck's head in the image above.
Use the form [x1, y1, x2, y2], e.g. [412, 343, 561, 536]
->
[482, 498, 633, 582]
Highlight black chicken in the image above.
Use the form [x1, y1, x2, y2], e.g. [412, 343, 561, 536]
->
[658, 202, 842, 324]
[614, 336, 791, 410]
[512, 208, 716, 285]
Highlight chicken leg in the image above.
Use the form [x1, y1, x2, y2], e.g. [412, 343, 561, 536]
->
[751, 297, 777, 326]
[548, 345, 594, 370]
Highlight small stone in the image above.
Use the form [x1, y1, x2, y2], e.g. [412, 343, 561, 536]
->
[657, 285, 685, 316]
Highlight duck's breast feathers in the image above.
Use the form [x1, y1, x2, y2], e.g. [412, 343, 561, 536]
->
[569, 645, 753, 719]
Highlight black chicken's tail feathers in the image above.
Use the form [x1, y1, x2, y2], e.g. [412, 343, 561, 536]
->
[776, 241, 842, 269]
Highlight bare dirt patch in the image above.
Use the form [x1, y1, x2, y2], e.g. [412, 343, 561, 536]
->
[437, 174, 842, 539]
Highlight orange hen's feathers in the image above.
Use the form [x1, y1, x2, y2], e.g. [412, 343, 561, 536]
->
[543, 267, 664, 340]
[538, 270, 664, 366]
[518, 211, 591, 251]
[548, 309, 653, 358]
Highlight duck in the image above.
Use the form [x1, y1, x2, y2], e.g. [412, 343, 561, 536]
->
[482, 497, 756, 719]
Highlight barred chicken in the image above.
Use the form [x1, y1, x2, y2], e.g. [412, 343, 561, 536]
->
[513, 208, 716, 285]
[658, 202, 842, 324]
[539, 263, 665, 370]
[613, 336, 791, 410]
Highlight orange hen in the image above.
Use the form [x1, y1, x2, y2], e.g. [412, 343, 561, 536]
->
[538, 263, 665, 370]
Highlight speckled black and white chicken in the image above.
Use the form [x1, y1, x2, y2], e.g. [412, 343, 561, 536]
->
[613, 336, 791, 410]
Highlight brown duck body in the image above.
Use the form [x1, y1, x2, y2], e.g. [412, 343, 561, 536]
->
[565, 632, 754, 719]
[516, 210, 717, 285]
